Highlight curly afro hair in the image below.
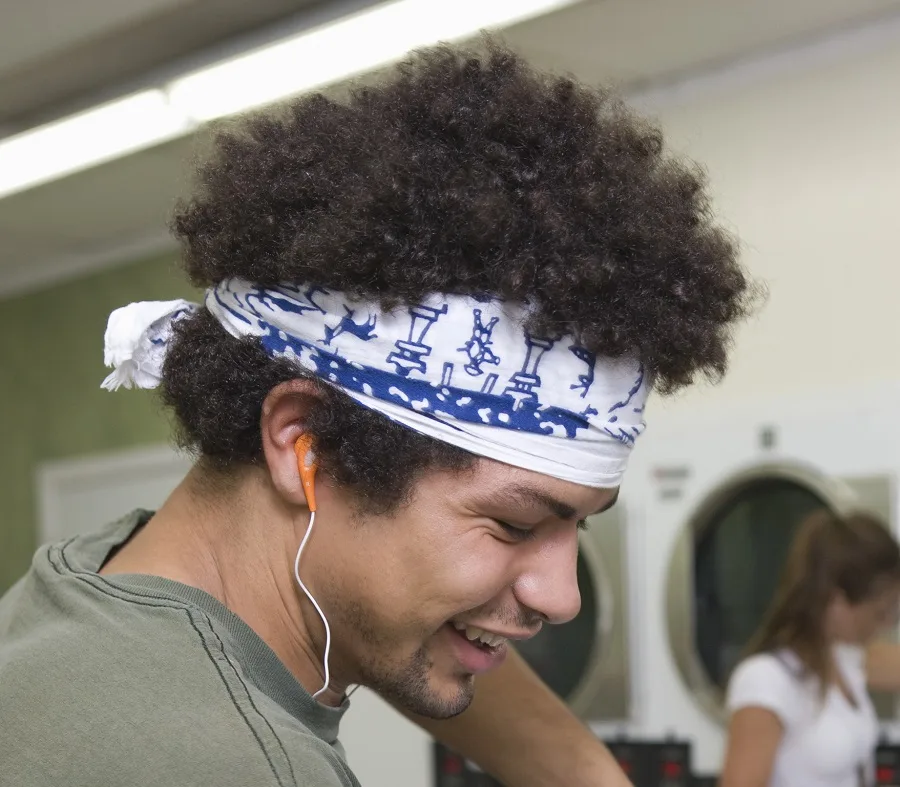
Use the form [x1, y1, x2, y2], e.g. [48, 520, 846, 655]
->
[162, 39, 759, 510]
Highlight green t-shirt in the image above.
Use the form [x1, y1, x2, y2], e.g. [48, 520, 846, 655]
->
[0, 511, 361, 787]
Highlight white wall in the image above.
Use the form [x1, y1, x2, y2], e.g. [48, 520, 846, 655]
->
[639, 31, 900, 420]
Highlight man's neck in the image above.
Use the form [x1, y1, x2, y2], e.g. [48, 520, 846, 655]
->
[100, 464, 348, 706]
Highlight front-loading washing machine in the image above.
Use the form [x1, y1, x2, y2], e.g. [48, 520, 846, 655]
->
[665, 461, 894, 726]
[623, 385, 900, 774]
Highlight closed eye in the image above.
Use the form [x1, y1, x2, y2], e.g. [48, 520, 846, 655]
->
[494, 520, 536, 542]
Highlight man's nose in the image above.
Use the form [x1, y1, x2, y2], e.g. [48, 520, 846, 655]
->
[511, 529, 581, 625]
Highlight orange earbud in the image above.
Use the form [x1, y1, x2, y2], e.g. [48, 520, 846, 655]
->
[293, 434, 318, 513]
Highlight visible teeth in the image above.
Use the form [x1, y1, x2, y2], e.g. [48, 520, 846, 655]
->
[451, 622, 506, 648]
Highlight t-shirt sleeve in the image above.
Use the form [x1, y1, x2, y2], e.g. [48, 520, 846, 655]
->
[725, 654, 801, 728]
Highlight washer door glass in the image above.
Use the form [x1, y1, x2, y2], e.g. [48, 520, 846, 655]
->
[693, 477, 828, 688]
[513, 550, 598, 700]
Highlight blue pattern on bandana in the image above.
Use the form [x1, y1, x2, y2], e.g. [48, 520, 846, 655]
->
[208, 280, 647, 445]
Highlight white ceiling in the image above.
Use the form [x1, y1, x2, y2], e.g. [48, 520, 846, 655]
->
[0, 0, 327, 128]
[1, 0, 187, 74]
[2, 0, 900, 297]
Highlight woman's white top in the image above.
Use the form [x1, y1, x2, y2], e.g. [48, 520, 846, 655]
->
[726, 644, 878, 787]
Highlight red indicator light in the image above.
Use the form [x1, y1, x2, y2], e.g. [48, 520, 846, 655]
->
[662, 761, 683, 779]
[443, 755, 463, 775]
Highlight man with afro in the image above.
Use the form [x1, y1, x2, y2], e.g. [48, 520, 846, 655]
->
[0, 40, 756, 787]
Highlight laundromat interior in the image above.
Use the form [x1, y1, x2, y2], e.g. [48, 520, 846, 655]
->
[4, 0, 900, 785]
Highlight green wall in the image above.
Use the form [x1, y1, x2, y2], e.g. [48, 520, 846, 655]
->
[0, 254, 197, 593]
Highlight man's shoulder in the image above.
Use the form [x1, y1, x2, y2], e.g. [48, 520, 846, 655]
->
[0, 719, 355, 787]
[0, 639, 356, 787]
[0, 558, 224, 690]
[0, 565, 358, 787]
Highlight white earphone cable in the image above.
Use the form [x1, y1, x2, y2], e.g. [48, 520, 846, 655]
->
[293, 510, 332, 699]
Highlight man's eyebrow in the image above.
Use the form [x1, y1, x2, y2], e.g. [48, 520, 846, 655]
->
[487, 485, 577, 520]
[482, 485, 621, 521]
[485, 484, 576, 519]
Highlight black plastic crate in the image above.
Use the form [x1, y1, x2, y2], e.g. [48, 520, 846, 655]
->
[433, 737, 693, 787]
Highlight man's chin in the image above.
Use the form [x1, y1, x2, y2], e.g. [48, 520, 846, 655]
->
[405, 692, 473, 720]
[386, 674, 475, 720]
[421, 701, 470, 720]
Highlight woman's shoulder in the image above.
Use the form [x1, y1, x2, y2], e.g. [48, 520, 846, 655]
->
[726, 649, 808, 716]
[731, 649, 803, 683]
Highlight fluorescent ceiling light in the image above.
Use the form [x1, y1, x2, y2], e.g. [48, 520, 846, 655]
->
[168, 0, 580, 121]
[0, 0, 579, 201]
[0, 91, 193, 200]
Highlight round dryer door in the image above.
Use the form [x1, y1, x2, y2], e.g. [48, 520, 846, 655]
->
[666, 462, 894, 725]
[513, 510, 631, 721]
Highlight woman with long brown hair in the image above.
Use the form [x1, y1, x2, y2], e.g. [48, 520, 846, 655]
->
[721, 509, 900, 787]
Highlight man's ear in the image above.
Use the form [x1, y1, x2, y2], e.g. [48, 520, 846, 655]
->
[260, 379, 323, 505]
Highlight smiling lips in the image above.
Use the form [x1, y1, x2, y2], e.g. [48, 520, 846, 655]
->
[442, 619, 540, 674]
[452, 621, 509, 649]
[449, 620, 541, 647]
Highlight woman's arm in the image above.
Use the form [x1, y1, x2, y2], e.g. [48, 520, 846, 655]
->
[719, 707, 784, 787]
[865, 640, 900, 692]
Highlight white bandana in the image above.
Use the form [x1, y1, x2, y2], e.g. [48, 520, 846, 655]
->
[103, 278, 650, 487]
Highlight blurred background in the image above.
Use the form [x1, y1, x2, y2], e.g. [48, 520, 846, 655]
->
[3, 0, 900, 784]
